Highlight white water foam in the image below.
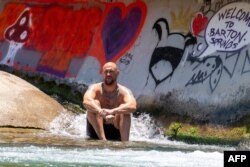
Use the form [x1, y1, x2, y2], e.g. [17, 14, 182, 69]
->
[49, 111, 87, 137]
[0, 145, 223, 167]
[49, 112, 164, 140]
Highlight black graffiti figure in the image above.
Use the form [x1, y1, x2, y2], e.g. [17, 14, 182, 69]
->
[147, 18, 195, 88]
[186, 56, 223, 93]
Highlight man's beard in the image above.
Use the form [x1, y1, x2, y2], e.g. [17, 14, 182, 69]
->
[105, 77, 115, 85]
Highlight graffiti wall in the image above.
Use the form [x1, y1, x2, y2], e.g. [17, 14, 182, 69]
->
[1, 0, 250, 123]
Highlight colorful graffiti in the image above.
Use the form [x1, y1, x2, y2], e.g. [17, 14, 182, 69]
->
[191, 13, 208, 37]
[0, 0, 250, 99]
[0, 9, 30, 65]
[30, 6, 102, 76]
[0, 3, 26, 40]
[185, 2, 250, 93]
[0, 1, 147, 77]
[0, 0, 248, 123]
[88, 1, 146, 68]
[23, 0, 88, 3]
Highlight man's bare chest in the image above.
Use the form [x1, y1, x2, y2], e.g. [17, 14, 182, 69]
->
[97, 91, 122, 109]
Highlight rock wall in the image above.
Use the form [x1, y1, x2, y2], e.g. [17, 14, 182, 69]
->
[1, 0, 250, 123]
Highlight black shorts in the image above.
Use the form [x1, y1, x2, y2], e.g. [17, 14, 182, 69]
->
[86, 119, 121, 141]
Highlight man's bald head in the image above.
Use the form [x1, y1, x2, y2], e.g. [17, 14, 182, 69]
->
[102, 62, 118, 72]
[102, 62, 119, 86]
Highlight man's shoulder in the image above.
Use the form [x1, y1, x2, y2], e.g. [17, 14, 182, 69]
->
[118, 84, 133, 94]
[118, 84, 128, 89]
[90, 82, 102, 87]
[88, 82, 102, 91]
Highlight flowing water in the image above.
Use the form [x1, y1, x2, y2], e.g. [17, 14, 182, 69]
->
[0, 111, 237, 167]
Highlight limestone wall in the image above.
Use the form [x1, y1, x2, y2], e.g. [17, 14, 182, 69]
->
[1, 0, 250, 123]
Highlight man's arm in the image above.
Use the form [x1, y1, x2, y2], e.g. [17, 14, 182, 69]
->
[108, 86, 137, 115]
[83, 84, 102, 114]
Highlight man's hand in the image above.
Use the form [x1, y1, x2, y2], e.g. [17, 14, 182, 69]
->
[104, 115, 115, 124]
[99, 109, 106, 118]
[99, 109, 115, 119]
[102, 109, 115, 116]
[100, 109, 116, 124]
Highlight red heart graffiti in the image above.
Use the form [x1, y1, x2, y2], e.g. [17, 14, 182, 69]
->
[192, 13, 208, 36]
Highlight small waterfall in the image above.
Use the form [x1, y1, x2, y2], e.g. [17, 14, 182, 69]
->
[130, 114, 165, 141]
[49, 110, 235, 152]
[49, 111, 164, 141]
[49, 110, 87, 137]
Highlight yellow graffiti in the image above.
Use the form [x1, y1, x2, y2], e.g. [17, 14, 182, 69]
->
[170, 5, 195, 33]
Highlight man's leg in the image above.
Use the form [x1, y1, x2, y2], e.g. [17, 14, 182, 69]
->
[87, 111, 106, 140]
[115, 114, 131, 141]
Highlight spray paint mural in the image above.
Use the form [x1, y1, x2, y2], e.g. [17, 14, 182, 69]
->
[0, 0, 250, 122]
[185, 1, 250, 94]
[0, 1, 146, 77]
[1, 9, 31, 66]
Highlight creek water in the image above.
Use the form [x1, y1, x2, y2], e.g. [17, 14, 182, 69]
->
[0, 112, 235, 167]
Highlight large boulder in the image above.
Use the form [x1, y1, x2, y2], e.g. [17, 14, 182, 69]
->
[0, 71, 63, 130]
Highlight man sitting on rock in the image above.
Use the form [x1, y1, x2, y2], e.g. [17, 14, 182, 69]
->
[83, 62, 137, 141]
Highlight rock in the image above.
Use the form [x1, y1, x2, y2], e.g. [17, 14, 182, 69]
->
[0, 71, 64, 130]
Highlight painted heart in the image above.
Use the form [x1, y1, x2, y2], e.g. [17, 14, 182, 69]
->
[192, 13, 208, 37]
[102, 5, 143, 62]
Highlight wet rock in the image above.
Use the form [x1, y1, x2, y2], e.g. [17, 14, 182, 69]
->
[0, 71, 63, 130]
[138, 90, 250, 125]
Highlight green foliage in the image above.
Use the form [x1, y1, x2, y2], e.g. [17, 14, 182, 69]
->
[165, 122, 249, 146]
[187, 127, 198, 136]
[176, 134, 240, 146]
[246, 125, 250, 133]
[229, 127, 247, 138]
[167, 122, 182, 138]
[35, 80, 83, 107]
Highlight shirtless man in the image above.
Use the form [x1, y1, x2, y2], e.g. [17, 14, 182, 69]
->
[83, 62, 137, 141]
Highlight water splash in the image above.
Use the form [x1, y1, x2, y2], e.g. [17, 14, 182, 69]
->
[130, 113, 164, 141]
[49, 112, 162, 140]
[49, 111, 87, 137]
